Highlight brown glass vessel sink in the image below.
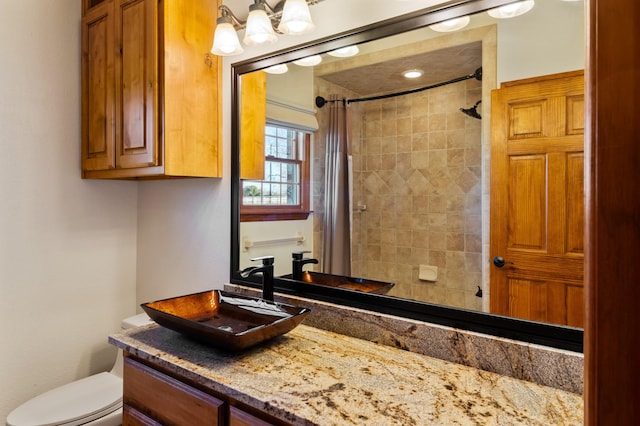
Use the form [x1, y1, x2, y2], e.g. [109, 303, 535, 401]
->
[280, 271, 395, 294]
[140, 290, 310, 351]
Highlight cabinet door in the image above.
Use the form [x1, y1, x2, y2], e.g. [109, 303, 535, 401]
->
[115, 0, 159, 169]
[82, 0, 116, 172]
[240, 71, 266, 180]
[124, 357, 225, 425]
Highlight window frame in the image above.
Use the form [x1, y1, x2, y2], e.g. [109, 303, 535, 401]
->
[240, 127, 311, 222]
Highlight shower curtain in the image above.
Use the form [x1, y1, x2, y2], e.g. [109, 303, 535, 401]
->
[322, 96, 352, 276]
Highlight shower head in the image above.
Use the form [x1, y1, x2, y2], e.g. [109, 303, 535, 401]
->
[460, 100, 482, 120]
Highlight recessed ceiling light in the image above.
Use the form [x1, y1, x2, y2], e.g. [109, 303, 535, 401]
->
[402, 69, 423, 79]
[264, 64, 288, 74]
[293, 55, 323, 67]
[327, 46, 360, 58]
[429, 16, 471, 32]
[488, 0, 535, 19]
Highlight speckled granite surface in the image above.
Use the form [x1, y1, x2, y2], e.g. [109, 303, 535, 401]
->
[110, 324, 582, 426]
[226, 284, 584, 395]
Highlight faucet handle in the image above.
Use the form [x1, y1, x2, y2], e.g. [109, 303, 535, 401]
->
[292, 251, 312, 260]
[250, 255, 274, 266]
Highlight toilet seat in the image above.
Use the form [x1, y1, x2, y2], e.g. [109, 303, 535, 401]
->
[7, 372, 122, 426]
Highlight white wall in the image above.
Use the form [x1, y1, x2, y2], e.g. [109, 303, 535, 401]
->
[240, 217, 315, 276]
[497, 0, 584, 83]
[136, 179, 231, 304]
[0, 0, 138, 420]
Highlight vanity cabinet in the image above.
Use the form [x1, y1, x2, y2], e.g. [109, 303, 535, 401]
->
[81, 0, 221, 179]
[123, 356, 289, 426]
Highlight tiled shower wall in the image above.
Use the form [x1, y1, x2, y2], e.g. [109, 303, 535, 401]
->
[314, 76, 483, 311]
[353, 79, 483, 311]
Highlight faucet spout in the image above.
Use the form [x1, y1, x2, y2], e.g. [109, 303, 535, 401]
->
[239, 256, 275, 301]
[291, 251, 319, 281]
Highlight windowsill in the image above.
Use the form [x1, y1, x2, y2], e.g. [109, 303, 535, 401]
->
[240, 210, 312, 222]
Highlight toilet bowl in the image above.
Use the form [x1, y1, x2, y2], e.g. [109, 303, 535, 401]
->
[6, 313, 153, 426]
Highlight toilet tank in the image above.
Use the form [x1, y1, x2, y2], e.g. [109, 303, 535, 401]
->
[121, 313, 153, 329]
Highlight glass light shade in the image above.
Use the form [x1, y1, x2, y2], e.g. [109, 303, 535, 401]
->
[243, 5, 277, 46]
[293, 55, 322, 67]
[327, 46, 360, 58]
[488, 0, 535, 19]
[429, 16, 471, 32]
[211, 19, 244, 56]
[278, 0, 315, 35]
[264, 64, 289, 74]
[402, 69, 423, 79]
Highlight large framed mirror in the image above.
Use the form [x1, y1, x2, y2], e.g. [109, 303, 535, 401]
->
[230, 0, 584, 352]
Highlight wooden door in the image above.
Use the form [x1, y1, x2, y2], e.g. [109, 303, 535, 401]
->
[81, 0, 116, 172]
[490, 70, 584, 327]
[115, 0, 159, 169]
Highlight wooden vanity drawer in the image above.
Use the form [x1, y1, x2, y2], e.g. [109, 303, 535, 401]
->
[123, 404, 162, 426]
[124, 357, 224, 425]
[229, 406, 276, 426]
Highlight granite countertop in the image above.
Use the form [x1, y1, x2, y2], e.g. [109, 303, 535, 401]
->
[110, 323, 583, 426]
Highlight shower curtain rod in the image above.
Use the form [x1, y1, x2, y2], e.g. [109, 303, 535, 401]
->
[315, 67, 482, 109]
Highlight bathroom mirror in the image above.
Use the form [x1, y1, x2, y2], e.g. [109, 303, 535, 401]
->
[231, 0, 585, 352]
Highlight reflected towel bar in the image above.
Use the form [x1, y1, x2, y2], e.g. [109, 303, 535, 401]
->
[243, 233, 305, 251]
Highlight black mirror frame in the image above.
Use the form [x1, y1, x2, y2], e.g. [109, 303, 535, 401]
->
[230, 0, 583, 353]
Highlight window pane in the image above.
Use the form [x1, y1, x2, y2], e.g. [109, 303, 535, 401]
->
[286, 163, 298, 182]
[287, 183, 299, 204]
[245, 161, 300, 206]
[265, 125, 298, 160]
[242, 181, 263, 205]
[265, 136, 277, 157]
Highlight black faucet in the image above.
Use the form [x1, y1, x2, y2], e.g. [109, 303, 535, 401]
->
[292, 251, 318, 281]
[239, 256, 275, 301]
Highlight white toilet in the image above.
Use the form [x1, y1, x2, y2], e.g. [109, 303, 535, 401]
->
[7, 313, 154, 426]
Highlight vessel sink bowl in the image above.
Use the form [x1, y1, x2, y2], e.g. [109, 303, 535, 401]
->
[280, 271, 395, 294]
[140, 290, 310, 351]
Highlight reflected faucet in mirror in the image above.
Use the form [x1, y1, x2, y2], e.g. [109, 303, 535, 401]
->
[240, 256, 275, 301]
[291, 251, 319, 281]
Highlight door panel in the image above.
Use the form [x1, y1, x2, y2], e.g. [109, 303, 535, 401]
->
[508, 155, 547, 251]
[490, 71, 584, 327]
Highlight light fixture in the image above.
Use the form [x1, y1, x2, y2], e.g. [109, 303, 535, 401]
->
[210, 7, 244, 56]
[244, 1, 278, 46]
[264, 64, 289, 74]
[487, 0, 535, 19]
[402, 69, 423, 79]
[278, 0, 315, 35]
[293, 55, 322, 66]
[210, 0, 323, 57]
[327, 45, 360, 58]
[429, 16, 471, 32]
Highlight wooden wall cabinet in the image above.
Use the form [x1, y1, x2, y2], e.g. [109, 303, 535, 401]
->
[239, 71, 266, 181]
[123, 356, 290, 426]
[81, 0, 221, 179]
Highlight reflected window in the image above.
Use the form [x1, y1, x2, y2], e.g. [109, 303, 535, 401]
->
[240, 124, 311, 222]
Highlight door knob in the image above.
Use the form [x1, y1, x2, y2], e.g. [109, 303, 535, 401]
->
[493, 256, 507, 268]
